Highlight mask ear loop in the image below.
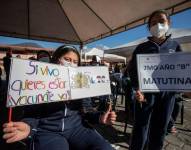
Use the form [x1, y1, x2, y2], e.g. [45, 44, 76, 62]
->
[165, 25, 170, 37]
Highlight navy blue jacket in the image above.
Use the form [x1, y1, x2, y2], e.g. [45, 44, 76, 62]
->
[129, 35, 182, 89]
[22, 98, 102, 137]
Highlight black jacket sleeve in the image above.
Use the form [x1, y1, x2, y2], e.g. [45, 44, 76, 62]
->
[129, 46, 141, 89]
[22, 117, 39, 138]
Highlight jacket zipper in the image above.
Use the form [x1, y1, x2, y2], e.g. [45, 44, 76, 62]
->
[61, 104, 67, 131]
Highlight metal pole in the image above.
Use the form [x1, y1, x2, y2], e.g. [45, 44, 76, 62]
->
[80, 42, 83, 65]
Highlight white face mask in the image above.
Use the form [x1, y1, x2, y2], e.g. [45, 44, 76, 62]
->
[60, 59, 78, 67]
[150, 23, 169, 38]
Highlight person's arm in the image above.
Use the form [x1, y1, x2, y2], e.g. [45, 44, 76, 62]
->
[2, 110, 39, 143]
[2, 103, 41, 143]
[81, 98, 116, 125]
[99, 103, 116, 125]
[129, 46, 140, 90]
[129, 45, 146, 103]
[3, 121, 31, 143]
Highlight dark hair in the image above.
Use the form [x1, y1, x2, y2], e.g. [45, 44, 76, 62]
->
[37, 50, 51, 60]
[148, 9, 170, 29]
[6, 49, 12, 57]
[92, 55, 97, 62]
[51, 45, 81, 65]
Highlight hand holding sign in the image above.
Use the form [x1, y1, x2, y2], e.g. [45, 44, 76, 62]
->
[137, 53, 191, 92]
[100, 104, 117, 125]
[135, 90, 146, 102]
[3, 122, 30, 143]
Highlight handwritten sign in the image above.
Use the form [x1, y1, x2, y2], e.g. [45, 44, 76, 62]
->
[69, 66, 110, 99]
[7, 58, 111, 107]
[137, 52, 191, 92]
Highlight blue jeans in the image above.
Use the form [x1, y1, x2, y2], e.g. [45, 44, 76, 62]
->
[33, 124, 113, 150]
[130, 92, 175, 150]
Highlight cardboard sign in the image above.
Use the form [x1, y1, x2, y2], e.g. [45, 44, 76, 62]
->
[69, 66, 110, 100]
[7, 58, 111, 107]
[137, 52, 191, 92]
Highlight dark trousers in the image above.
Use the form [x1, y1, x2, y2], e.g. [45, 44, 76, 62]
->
[33, 124, 113, 150]
[130, 92, 175, 150]
[168, 98, 181, 130]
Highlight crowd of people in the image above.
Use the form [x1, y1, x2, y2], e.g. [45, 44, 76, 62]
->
[0, 9, 187, 150]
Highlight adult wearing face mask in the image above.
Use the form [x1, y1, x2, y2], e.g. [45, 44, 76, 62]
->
[37, 50, 51, 63]
[3, 46, 117, 150]
[129, 10, 182, 150]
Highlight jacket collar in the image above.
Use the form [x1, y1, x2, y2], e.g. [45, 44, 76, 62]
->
[147, 34, 172, 46]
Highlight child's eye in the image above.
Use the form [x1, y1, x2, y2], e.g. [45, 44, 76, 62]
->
[73, 61, 78, 64]
[64, 58, 71, 62]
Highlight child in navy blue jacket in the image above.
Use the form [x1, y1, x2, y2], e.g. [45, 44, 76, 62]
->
[129, 10, 182, 150]
[3, 45, 116, 150]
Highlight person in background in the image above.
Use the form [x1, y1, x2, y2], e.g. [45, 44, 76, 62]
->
[121, 64, 127, 75]
[122, 64, 134, 119]
[3, 45, 116, 150]
[16, 55, 21, 58]
[28, 56, 36, 60]
[90, 55, 101, 66]
[114, 64, 120, 73]
[0, 67, 2, 87]
[3, 49, 12, 83]
[37, 50, 51, 62]
[109, 64, 114, 74]
[129, 10, 182, 150]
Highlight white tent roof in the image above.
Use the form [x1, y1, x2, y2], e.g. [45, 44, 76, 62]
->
[85, 47, 104, 57]
[84, 47, 126, 63]
[0, 0, 190, 45]
[105, 28, 191, 59]
[103, 54, 126, 63]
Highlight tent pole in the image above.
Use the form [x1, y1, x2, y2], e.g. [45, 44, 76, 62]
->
[80, 42, 83, 64]
[103, 50, 105, 65]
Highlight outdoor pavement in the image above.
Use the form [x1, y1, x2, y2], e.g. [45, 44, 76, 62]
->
[96, 96, 191, 150]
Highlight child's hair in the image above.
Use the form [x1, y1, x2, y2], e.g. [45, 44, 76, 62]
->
[148, 9, 170, 29]
[37, 50, 51, 60]
[51, 45, 80, 65]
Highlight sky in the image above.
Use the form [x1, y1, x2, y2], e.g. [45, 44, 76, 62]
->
[0, 9, 191, 50]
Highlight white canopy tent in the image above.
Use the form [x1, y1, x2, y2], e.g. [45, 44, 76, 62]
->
[103, 54, 126, 63]
[104, 28, 191, 61]
[85, 47, 104, 58]
[84, 47, 126, 63]
[0, 0, 190, 45]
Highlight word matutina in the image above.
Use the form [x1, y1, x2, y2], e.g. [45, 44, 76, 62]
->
[143, 77, 191, 85]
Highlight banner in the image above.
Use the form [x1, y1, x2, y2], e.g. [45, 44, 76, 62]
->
[137, 52, 191, 92]
[7, 58, 111, 107]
